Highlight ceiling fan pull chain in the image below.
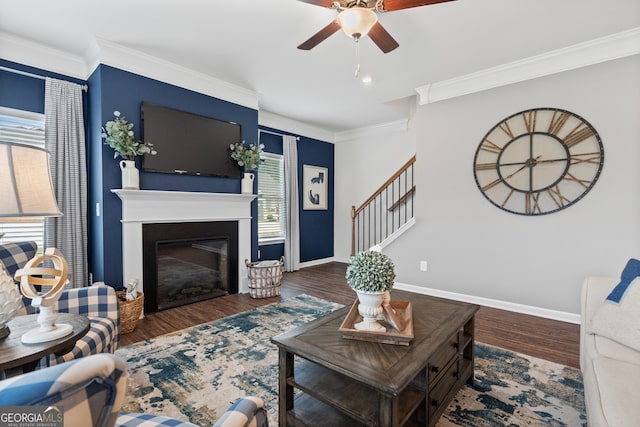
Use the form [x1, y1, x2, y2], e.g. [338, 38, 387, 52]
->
[354, 38, 361, 77]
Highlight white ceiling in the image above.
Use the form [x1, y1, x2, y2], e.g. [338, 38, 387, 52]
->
[0, 0, 638, 133]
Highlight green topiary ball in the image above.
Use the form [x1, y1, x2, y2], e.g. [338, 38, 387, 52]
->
[345, 250, 396, 293]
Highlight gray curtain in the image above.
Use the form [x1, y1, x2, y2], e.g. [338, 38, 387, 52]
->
[283, 135, 300, 271]
[44, 77, 88, 288]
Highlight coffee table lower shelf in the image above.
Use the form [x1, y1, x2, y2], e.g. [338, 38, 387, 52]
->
[287, 358, 424, 426]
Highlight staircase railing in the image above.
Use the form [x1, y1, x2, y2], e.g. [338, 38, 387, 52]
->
[351, 155, 416, 256]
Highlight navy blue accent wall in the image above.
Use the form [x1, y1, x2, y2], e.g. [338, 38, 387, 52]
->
[258, 127, 334, 264]
[2, 59, 334, 289]
[0, 60, 85, 113]
[91, 65, 259, 287]
[298, 135, 334, 262]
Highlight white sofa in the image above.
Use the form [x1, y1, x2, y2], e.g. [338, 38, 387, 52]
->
[580, 276, 640, 426]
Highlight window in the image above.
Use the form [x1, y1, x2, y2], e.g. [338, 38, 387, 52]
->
[258, 152, 285, 242]
[0, 107, 46, 250]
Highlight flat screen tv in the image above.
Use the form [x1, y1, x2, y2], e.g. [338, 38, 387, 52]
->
[141, 102, 242, 179]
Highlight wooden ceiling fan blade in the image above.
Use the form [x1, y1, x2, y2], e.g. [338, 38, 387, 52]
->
[380, 0, 456, 12]
[368, 22, 399, 53]
[297, 0, 335, 7]
[298, 21, 341, 50]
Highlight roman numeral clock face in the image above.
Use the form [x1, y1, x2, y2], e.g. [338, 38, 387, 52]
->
[473, 108, 604, 215]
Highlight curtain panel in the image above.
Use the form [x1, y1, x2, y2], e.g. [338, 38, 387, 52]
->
[283, 135, 300, 271]
[44, 78, 88, 288]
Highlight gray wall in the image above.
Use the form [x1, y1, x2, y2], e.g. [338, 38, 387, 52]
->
[382, 55, 639, 315]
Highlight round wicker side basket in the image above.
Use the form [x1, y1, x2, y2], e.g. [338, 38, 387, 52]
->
[116, 291, 144, 334]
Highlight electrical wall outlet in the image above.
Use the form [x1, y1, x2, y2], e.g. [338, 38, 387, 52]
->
[420, 260, 428, 271]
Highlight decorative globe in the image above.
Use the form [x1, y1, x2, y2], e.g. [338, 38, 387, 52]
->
[17, 249, 68, 300]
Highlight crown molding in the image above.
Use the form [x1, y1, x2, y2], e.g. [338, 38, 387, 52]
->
[85, 38, 259, 110]
[334, 119, 409, 143]
[416, 27, 640, 105]
[258, 110, 335, 143]
[0, 32, 88, 79]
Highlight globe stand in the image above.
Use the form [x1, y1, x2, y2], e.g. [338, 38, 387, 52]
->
[20, 298, 72, 344]
[15, 248, 72, 344]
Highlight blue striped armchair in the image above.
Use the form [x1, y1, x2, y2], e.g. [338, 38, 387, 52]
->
[0, 241, 120, 367]
[0, 353, 269, 427]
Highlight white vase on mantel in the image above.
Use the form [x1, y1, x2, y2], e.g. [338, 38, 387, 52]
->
[241, 172, 255, 194]
[120, 160, 139, 190]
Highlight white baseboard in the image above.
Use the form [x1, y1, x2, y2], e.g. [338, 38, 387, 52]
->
[299, 257, 336, 269]
[393, 282, 580, 325]
[293, 261, 580, 324]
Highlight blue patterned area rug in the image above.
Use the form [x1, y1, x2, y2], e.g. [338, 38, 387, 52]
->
[115, 295, 585, 426]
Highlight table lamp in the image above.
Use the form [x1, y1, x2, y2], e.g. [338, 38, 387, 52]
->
[0, 140, 70, 343]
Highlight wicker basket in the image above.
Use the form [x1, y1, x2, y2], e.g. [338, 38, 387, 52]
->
[116, 291, 144, 334]
[246, 257, 284, 299]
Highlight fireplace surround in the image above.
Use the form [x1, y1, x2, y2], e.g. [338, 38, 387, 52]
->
[112, 190, 256, 314]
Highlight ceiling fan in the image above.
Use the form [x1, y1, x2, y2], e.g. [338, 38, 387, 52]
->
[297, 0, 456, 54]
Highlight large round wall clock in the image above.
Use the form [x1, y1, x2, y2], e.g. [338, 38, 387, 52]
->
[473, 107, 604, 216]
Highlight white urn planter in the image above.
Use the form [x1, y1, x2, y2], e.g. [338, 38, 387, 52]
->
[355, 290, 387, 332]
[120, 160, 139, 190]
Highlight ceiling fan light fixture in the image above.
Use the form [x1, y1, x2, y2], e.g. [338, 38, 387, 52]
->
[337, 7, 378, 39]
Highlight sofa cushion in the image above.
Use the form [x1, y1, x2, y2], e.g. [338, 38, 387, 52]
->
[594, 334, 640, 365]
[589, 277, 640, 352]
[592, 356, 640, 427]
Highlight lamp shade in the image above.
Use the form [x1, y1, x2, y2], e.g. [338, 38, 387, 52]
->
[337, 7, 378, 39]
[0, 141, 62, 218]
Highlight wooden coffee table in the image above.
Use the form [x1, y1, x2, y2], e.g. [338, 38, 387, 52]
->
[271, 290, 479, 426]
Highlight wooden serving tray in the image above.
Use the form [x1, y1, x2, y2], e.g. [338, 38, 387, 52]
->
[338, 300, 414, 346]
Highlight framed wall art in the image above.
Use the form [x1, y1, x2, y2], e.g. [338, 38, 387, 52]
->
[303, 164, 328, 210]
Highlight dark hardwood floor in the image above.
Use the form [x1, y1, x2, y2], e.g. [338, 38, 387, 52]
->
[121, 262, 580, 369]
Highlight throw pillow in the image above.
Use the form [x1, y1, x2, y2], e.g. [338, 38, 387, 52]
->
[590, 274, 640, 352]
[606, 258, 640, 303]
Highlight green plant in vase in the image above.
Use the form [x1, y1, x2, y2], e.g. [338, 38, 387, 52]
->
[229, 141, 263, 194]
[345, 250, 396, 332]
[102, 111, 157, 190]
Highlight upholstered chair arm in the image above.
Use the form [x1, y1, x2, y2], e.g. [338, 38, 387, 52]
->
[213, 397, 269, 427]
[0, 354, 127, 427]
[57, 283, 119, 319]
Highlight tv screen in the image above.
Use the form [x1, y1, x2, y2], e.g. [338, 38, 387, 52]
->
[141, 102, 242, 179]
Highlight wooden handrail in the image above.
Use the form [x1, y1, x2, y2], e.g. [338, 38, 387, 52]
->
[351, 155, 416, 255]
[352, 155, 416, 218]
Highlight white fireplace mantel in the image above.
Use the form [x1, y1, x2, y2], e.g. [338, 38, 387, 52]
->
[112, 189, 257, 297]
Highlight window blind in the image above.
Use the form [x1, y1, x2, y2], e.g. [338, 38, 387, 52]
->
[258, 153, 286, 241]
[0, 110, 46, 250]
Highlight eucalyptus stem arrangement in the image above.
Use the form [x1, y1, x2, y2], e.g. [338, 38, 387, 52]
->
[229, 141, 264, 171]
[345, 250, 396, 293]
[102, 111, 156, 161]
